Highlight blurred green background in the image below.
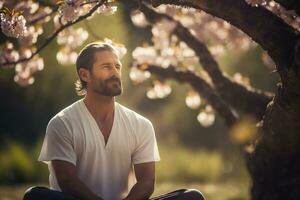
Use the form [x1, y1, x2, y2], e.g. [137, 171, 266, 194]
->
[0, 3, 279, 200]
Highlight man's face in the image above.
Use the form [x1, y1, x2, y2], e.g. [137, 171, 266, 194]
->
[87, 50, 123, 96]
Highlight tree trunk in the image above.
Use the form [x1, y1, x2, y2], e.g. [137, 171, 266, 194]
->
[247, 70, 300, 200]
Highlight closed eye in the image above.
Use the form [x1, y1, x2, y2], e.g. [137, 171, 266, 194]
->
[116, 64, 122, 70]
[100, 63, 122, 70]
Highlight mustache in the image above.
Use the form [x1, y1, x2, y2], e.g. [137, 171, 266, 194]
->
[106, 76, 121, 83]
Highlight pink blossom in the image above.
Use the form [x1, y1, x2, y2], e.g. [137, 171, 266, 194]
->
[0, 13, 27, 38]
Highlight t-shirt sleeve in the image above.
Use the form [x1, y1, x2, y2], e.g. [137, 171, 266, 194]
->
[132, 119, 160, 164]
[38, 116, 77, 166]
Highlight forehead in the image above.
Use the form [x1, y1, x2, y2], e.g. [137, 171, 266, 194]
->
[93, 50, 120, 64]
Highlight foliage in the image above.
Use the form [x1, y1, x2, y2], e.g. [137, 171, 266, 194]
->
[0, 139, 48, 184]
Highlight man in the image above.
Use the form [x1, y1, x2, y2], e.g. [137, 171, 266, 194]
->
[23, 42, 205, 200]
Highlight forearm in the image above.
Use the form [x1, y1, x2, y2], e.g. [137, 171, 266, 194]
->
[123, 180, 154, 200]
[58, 177, 103, 200]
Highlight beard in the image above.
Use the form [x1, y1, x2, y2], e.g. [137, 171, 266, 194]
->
[92, 76, 123, 97]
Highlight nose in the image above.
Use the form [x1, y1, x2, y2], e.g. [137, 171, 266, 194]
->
[111, 65, 121, 76]
[108, 66, 120, 80]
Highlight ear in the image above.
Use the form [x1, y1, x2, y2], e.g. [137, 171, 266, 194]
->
[78, 68, 90, 83]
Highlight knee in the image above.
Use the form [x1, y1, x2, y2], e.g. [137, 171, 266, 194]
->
[183, 189, 206, 200]
[23, 186, 46, 200]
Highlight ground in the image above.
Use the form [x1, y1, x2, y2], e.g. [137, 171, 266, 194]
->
[0, 181, 249, 200]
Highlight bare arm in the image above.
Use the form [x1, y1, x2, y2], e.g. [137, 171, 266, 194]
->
[52, 160, 104, 200]
[123, 162, 156, 200]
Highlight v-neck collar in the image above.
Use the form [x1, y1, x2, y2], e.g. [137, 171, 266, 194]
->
[80, 99, 118, 149]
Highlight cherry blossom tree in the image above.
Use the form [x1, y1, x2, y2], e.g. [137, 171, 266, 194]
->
[1, 0, 300, 199]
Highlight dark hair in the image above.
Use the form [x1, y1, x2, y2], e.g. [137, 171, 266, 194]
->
[75, 42, 118, 96]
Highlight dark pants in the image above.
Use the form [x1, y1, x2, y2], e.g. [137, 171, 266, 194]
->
[23, 186, 205, 200]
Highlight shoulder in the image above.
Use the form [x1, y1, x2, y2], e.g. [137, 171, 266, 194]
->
[116, 103, 154, 140]
[117, 102, 152, 128]
[47, 99, 82, 131]
[57, 99, 82, 120]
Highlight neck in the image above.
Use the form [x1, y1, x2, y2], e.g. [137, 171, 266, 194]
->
[83, 91, 115, 122]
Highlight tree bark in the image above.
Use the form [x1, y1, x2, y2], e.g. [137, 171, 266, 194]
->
[273, 0, 300, 16]
[248, 70, 300, 199]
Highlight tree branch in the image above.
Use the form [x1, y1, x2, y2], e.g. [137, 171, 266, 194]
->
[0, 1, 104, 67]
[36, 0, 58, 9]
[273, 0, 300, 16]
[142, 0, 299, 72]
[137, 64, 238, 127]
[139, 3, 273, 119]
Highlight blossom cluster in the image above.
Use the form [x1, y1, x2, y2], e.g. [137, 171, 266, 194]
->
[0, 0, 119, 86]
[0, 43, 20, 65]
[0, 11, 27, 38]
[130, 6, 247, 127]
[155, 5, 257, 54]
[14, 54, 44, 86]
[56, 27, 89, 65]
[57, 0, 117, 23]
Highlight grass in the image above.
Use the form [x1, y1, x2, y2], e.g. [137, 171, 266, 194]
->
[156, 144, 224, 182]
[0, 181, 249, 200]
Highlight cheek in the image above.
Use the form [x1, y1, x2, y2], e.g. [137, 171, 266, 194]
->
[92, 70, 109, 78]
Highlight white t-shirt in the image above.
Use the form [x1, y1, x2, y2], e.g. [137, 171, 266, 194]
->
[38, 99, 160, 200]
